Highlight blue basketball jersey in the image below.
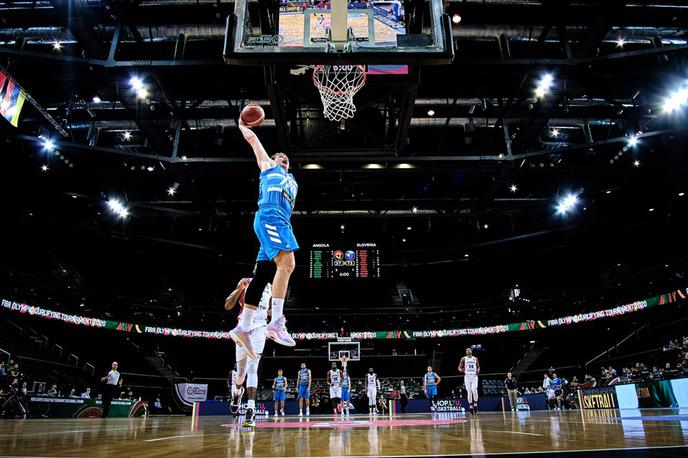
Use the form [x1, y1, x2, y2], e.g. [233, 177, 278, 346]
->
[342, 375, 350, 388]
[258, 165, 298, 217]
[426, 372, 437, 386]
[274, 376, 286, 391]
[298, 368, 310, 385]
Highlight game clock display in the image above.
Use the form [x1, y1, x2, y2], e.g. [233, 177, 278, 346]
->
[309, 243, 381, 279]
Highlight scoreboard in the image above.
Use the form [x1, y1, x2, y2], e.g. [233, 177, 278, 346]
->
[309, 242, 381, 279]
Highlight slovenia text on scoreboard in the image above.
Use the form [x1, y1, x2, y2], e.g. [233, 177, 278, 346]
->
[309, 242, 381, 279]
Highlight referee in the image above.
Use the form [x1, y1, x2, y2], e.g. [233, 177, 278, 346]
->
[504, 372, 518, 412]
[100, 361, 122, 418]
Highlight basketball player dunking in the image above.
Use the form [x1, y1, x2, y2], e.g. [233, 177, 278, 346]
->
[224, 275, 272, 427]
[327, 362, 342, 416]
[230, 119, 297, 359]
[459, 347, 480, 415]
[366, 368, 380, 414]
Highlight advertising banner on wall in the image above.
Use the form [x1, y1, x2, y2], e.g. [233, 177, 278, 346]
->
[175, 383, 209, 406]
[580, 386, 619, 409]
[635, 380, 678, 408]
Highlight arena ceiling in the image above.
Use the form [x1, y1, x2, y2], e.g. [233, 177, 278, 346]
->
[1, 0, 687, 323]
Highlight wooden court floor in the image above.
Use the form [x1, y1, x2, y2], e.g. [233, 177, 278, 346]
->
[2, 409, 688, 457]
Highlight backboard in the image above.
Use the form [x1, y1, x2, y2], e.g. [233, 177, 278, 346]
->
[224, 0, 454, 65]
[328, 341, 361, 362]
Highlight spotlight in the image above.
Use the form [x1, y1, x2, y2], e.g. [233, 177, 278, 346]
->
[136, 88, 149, 100]
[92, 96, 101, 103]
[464, 253, 469, 258]
[627, 134, 639, 147]
[107, 198, 129, 218]
[412, 206, 418, 213]
[649, 208, 655, 212]
[535, 73, 554, 98]
[340, 224, 345, 230]
[167, 182, 180, 196]
[510, 184, 518, 192]
[427, 109, 435, 116]
[616, 37, 625, 48]
[606, 190, 612, 194]
[551, 128, 560, 138]
[483, 224, 489, 229]
[41, 165, 48, 172]
[633, 160, 640, 167]
[123, 131, 132, 141]
[556, 193, 579, 215]
[52, 41, 62, 51]
[129, 76, 144, 90]
[662, 86, 688, 113]
[42, 139, 55, 151]
[679, 192, 685, 197]
[147, 166, 155, 172]
[406, 226, 412, 231]
[452, 14, 461, 24]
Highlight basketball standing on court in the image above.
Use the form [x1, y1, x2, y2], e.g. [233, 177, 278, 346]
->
[230, 118, 297, 358]
[366, 368, 380, 414]
[224, 276, 272, 427]
[99, 361, 122, 418]
[327, 362, 342, 415]
[297, 362, 312, 416]
[272, 369, 287, 416]
[459, 348, 480, 415]
[424, 365, 441, 405]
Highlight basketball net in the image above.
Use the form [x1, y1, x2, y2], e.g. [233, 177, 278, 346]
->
[339, 354, 349, 369]
[313, 65, 366, 121]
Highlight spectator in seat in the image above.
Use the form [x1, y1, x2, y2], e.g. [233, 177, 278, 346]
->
[81, 388, 91, 399]
[0, 362, 5, 378]
[69, 388, 77, 398]
[127, 390, 135, 400]
[47, 384, 58, 397]
[546, 387, 557, 409]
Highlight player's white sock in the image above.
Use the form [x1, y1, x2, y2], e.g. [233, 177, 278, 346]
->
[270, 298, 284, 323]
[238, 308, 256, 329]
[247, 399, 255, 409]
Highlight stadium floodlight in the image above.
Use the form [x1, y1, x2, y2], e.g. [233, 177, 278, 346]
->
[535, 73, 554, 98]
[129, 76, 144, 90]
[42, 139, 55, 151]
[616, 37, 625, 48]
[627, 134, 639, 147]
[107, 198, 129, 218]
[662, 86, 688, 113]
[557, 193, 579, 215]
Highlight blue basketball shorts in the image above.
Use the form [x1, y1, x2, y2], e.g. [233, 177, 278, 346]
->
[341, 387, 350, 401]
[273, 390, 286, 402]
[427, 385, 437, 398]
[298, 384, 310, 399]
[254, 207, 299, 262]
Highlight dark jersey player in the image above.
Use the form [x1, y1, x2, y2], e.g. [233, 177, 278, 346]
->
[230, 118, 298, 358]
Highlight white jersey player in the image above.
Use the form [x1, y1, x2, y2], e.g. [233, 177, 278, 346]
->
[224, 276, 272, 427]
[459, 347, 481, 415]
[327, 362, 342, 415]
[366, 368, 380, 414]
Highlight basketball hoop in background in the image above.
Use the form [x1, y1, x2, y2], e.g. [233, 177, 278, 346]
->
[339, 353, 350, 369]
[313, 64, 366, 121]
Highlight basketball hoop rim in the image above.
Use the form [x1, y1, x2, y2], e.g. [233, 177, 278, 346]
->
[312, 64, 367, 96]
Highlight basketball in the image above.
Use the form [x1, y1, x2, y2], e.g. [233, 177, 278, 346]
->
[240, 103, 265, 127]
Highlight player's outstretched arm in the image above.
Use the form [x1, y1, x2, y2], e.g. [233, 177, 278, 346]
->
[238, 118, 275, 172]
[224, 278, 250, 310]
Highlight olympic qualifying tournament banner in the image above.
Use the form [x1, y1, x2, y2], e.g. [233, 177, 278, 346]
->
[1, 287, 686, 341]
